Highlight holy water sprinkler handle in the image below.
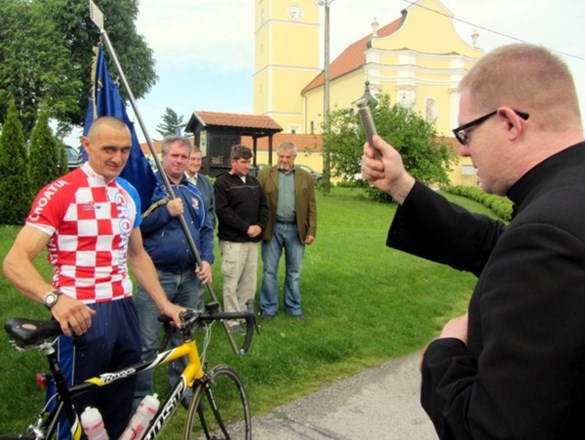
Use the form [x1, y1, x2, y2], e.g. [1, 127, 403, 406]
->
[356, 99, 380, 159]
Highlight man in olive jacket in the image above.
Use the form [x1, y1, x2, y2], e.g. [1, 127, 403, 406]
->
[258, 142, 317, 320]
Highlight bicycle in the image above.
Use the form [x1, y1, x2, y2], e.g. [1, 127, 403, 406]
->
[0, 301, 257, 440]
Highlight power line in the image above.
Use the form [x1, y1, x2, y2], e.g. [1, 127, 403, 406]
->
[400, 0, 585, 62]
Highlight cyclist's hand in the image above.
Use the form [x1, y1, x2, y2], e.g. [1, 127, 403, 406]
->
[195, 261, 212, 284]
[52, 296, 96, 337]
[161, 302, 185, 327]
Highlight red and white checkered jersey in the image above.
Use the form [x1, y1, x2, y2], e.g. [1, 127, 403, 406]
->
[26, 164, 142, 303]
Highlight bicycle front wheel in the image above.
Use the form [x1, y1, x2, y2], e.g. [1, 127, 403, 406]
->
[184, 365, 252, 440]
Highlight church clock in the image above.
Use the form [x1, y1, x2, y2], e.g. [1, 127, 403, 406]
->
[287, 3, 304, 21]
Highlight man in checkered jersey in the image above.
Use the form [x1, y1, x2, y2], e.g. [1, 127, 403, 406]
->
[3, 116, 184, 439]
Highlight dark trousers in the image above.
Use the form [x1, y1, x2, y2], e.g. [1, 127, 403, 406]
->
[51, 298, 141, 440]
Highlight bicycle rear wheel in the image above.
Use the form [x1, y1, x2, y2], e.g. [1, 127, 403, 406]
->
[184, 365, 251, 440]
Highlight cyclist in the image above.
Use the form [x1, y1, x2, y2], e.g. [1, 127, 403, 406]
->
[3, 116, 184, 439]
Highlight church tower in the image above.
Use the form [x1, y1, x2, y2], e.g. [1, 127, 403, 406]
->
[253, 0, 320, 134]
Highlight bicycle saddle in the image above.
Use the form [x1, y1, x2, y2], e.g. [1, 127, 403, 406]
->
[4, 318, 61, 348]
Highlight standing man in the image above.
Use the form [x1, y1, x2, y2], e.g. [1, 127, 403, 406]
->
[133, 135, 214, 408]
[258, 142, 317, 320]
[2, 116, 183, 440]
[186, 145, 215, 228]
[362, 43, 585, 438]
[214, 144, 268, 332]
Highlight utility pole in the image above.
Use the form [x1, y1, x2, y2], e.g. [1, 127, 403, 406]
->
[315, 0, 335, 192]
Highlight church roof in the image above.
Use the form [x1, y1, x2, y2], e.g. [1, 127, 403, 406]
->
[185, 110, 282, 135]
[302, 14, 405, 94]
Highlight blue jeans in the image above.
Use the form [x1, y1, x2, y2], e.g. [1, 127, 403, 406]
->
[260, 222, 305, 316]
[133, 269, 204, 406]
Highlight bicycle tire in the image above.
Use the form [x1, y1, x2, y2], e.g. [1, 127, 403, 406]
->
[183, 365, 252, 440]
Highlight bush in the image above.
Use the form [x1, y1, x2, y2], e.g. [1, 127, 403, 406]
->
[443, 185, 513, 221]
[323, 93, 455, 202]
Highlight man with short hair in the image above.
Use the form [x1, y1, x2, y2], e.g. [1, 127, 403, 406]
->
[186, 146, 215, 228]
[133, 135, 214, 408]
[362, 43, 585, 438]
[3, 116, 184, 439]
[258, 142, 317, 320]
[214, 144, 268, 331]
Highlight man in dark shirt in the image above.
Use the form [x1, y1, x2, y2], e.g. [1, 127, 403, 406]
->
[361, 43, 585, 439]
[214, 144, 268, 331]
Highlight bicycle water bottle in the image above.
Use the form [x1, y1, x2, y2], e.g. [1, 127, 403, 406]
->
[81, 406, 109, 440]
[119, 393, 160, 440]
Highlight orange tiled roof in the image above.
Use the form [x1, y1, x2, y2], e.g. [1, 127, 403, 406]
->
[190, 111, 283, 131]
[241, 133, 323, 153]
[302, 15, 405, 94]
[140, 134, 320, 156]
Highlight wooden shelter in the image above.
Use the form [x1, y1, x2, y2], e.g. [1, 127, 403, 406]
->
[184, 111, 282, 176]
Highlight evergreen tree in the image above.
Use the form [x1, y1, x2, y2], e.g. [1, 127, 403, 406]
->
[29, 107, 66, 195]
[0, 101, 32, 225]
[57, 143, 69, 174]
[156, 108, 185, 137]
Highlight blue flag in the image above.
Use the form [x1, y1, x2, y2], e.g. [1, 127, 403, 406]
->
[83, 44, 164, 213]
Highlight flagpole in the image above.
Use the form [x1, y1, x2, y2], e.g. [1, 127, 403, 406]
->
[89, 1, 240, 354]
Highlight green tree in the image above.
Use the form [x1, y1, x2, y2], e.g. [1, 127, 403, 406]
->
[29, 107, 67, 195]
[0, 0, 158, 137]
[0, 0, 78, 137]
[0, 101, 31, 225]
[156, 108, 185, 137]
[324, 93, 455, 201]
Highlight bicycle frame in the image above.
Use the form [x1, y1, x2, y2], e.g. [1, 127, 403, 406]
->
[23, 335, 204, 439]
[3, 302, 256, 440]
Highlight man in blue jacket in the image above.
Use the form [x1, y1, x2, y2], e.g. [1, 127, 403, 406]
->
[133, 135, 214, 408]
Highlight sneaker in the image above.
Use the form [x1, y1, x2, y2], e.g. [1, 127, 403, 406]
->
[292, 313, 306, 321]
[260, 313, 275, 321]
[231, 324, 244, 334]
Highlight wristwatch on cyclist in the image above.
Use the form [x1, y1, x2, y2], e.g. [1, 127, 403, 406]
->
[43, 290, 62, 310]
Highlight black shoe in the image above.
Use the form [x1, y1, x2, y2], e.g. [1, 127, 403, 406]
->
[260, 313, 275, 321]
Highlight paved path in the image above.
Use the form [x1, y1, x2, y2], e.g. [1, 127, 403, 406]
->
[251, 351, 438, 439]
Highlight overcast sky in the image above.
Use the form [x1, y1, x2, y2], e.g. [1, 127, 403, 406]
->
[70, 0, 585, 143]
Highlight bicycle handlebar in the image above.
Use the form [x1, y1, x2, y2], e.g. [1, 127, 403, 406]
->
[5, 300, 257, 354]
[160, 299, 257, 355]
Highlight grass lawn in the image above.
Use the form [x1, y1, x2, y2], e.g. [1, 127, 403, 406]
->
[0, 186, 498, 436]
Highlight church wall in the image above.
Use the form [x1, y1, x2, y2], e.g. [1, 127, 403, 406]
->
[255, 0, 483, 187]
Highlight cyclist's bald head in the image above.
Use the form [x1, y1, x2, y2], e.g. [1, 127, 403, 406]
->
[87, 116, 130, 141]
